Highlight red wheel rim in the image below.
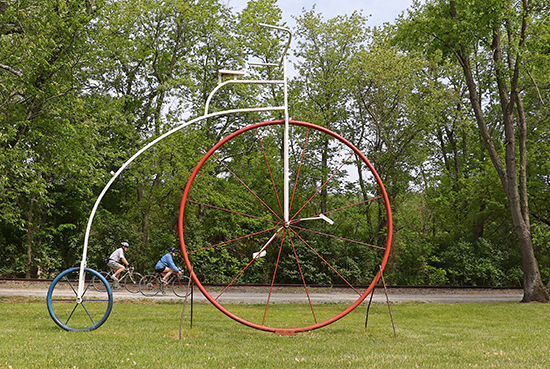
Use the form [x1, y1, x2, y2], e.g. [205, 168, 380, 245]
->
[178, 120, 392, 334]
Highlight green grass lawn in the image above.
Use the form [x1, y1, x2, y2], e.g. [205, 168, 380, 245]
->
[1, 297, 550, 368]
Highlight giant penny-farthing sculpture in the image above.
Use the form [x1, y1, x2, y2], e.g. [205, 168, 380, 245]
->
[47, 24, 392, 334]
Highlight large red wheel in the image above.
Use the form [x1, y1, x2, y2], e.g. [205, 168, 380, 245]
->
[178, 120, 392, 334]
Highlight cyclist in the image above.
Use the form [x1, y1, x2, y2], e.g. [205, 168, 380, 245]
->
[107, 242, 131, 283]
[155, 247, 182, 284]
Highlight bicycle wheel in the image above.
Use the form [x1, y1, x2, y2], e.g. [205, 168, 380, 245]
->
[124, 271, 143, 293]
[47, 267, 113, 332]
[92, 271, 110, 292]
[171, 275, 192, 298]
[178, 120, 392, 335]
[139, 274, 162, 297]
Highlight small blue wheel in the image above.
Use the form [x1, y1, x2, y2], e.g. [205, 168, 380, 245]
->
[47, 267, 113, 331]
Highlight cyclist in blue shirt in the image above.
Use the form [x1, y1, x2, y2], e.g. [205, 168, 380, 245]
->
[155, 247, 182, 284]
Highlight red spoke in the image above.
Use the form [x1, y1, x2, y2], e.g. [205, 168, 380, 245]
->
[289, 227, 362, 295]
[290, 152, 354, 222]
[189, 226, 279, 254]
[289, 127, 310, 216]
[257, 128, 284, 217]
[186, 199, 279, 225]
[263, 233, 286, 326]
[288, 230, 317, 324]
[291, 225, 386, 250]
[215, 228, 284, 301]
[177, 120, 394, 334]
[323, 196, 383, 215]
[213, 258, 254, 302]
[213, 153, 283, 222]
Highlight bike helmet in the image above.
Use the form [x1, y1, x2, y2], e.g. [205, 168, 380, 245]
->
[121, 242, 129, 248]
[168, 247, 177, 253]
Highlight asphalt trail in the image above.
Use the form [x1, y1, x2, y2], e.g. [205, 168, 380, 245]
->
[0, 283, 523, 304]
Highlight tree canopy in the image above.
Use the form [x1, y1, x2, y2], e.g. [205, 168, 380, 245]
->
[1, 0, 549, 300]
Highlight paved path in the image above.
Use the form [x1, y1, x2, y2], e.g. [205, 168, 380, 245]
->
[0, 284, 524, 304]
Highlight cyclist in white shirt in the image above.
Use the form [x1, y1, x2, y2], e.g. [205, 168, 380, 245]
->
[107, 242, 130, 282]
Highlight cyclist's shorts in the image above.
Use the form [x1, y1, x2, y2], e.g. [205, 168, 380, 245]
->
[107, 260, 121, 270]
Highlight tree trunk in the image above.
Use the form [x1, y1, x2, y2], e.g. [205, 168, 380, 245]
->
[355, 157, 374, 236]
[449, 0, 548, 302]
[320, 137, 328, 214]
[25, 191, 39, 279]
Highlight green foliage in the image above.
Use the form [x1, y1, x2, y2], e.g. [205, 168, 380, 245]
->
[0, 0, 109, 277]
[2, 0, 549, 290]
[86, 210, 141, 270]
[436, 238, 522, 286]
[390, 229, 441, 285]
[394, 0, 509, 60]
[291, 8, 368, 128]
[532, 223, 550, 285]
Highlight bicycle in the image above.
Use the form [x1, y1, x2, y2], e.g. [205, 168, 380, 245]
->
[139, 272, 191, 298]
[48, 23, 391, 333]
[93, 265, 143, 294]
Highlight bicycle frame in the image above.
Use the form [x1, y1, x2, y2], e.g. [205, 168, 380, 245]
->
[76, 24, 293, 302]
[140, 272, 190, 297]
[106, 266, 131, 280]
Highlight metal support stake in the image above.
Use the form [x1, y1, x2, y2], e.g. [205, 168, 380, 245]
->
[179, 267, 194, 339]
[190, 281, 194, 329]
[365, 287, 376, 329]
[365, 265, 397, 338]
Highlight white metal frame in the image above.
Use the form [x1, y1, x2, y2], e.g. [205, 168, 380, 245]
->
[76, 24, 292, 301]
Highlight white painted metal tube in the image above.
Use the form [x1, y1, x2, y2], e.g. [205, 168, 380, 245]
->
[78, 106, 282, 299]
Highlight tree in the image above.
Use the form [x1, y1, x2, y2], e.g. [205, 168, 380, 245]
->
[395, 0, 549, 301]
[83, 0, 242, 260]
[291, 9, 369, 214]
[0, 0, 108, 277]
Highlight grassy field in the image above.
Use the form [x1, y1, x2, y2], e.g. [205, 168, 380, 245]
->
[1, 297, 550, 368]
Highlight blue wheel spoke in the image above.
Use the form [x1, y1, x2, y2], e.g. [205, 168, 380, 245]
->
[63, 276, 78, 295]
[84, 277, 94, 293]
[80, 302, 96, 326]
[64, 303, 79, 325]
[47, 267, 113, 331]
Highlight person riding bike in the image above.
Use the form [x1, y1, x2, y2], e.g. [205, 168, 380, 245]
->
[107, 242, 131, 284]
[155, 247, 182, 285]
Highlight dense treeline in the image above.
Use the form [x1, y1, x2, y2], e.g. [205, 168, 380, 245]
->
[1, 0, 549, 297]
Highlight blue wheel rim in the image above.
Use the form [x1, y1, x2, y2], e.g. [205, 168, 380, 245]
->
[47, 267, 113, 331]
